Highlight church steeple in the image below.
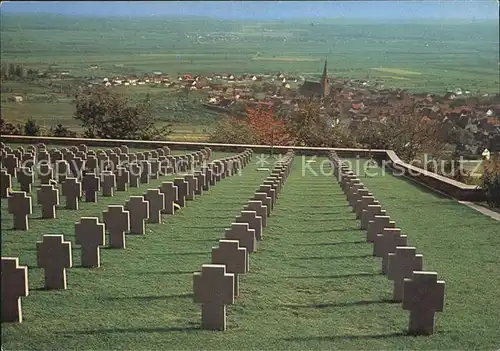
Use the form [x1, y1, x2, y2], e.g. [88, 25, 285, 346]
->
[321, 59, 329, 98]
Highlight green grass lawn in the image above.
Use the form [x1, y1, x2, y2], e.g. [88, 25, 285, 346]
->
[2, 154, 499, 349]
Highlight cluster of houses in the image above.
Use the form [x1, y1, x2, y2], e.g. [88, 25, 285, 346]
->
[85, 67, 500, 154]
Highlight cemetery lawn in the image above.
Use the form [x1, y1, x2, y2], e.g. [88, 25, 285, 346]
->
[2, 155, 500, 349]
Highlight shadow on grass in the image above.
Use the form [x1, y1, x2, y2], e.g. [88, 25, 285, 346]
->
[291, 254, 373, 260]
[106, 293, 193, 301]
[292, 228, 362, 234]
[60, 325, 199, 335]
[136, 270, 194, 275]
[301, 217, 358, 222]
[147, 251, 209, 257]
[283, 298, 394, 309]
[192, 215, 236, 220]
[188, 226, 229, 230]
[282, 331, 408, 342]
[283, 272, 379, 279]
[171, 238, 219, 243]
[293, 240, 366, 246]
[302, 204, 350, 209]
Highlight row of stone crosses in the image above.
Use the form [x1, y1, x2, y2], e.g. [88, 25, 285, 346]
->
[193, 150, 294, 331]
[328, 151, 446, 336]
[0, 142, 229, 230]
[1, 142, 255, 326]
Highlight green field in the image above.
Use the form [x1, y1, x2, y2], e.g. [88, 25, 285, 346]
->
[2, 150, 499, 349]
[1, 15, 498, 92]
[0, 14, 499, 135]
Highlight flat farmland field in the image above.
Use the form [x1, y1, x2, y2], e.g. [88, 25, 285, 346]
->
[1, 15, 498, 92]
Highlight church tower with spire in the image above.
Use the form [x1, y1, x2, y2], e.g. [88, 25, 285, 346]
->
[320, 59, 329, 98]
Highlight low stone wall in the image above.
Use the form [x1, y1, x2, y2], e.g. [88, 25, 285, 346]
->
[385, 151, 485, 202]
[1, 135, 485, 201]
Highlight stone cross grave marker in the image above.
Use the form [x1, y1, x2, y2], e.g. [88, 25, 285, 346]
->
[361, 204, 386, 230]
[144, 189, 165, 223]
[1, 257, 28, 323]
[403, 271, 445, 336]
[86, 156, 98, 173]
[120, 145, 129, 154]
[4, 154, 19, 177]
[62, 177, 82, 210]
[159, 182, 177, 215]
[115, 167, 130, 191]
[37, 184, 59, 219]
[8, 191, 32, 230]
[374, 228, 408, 275]
[22, 152, 35, 170]
[75, 217, 106, 268]
[49, 149, 63, 164]
[202, 165, 214, 189]
[193, 264, 234, 331]
[258, 185, 275, 210]
[124, 196, 149, 234]
[55, 160, 70, 183]
[183, 174, 197, 201]
[211, 162, 221, 182]
[128, 163, 140, 188]
[17, 167, 34, 193]
[347, 183, 364, 206]
[387, 246, 423, 302]
[36, 235, 72, 289]
[235, 211, 262, 241]
[101, 171, 116, 197]
[225, 223, 257, 253]
[82, 172, 100, 202]
[193, 171, 205, 196]
[212, 240, 248, 296]
[139, 160, 151, 184]
[252, 193, 271, 217]
[38, 162, 54, 185]
[267, 175, 281, 193]
[1, 169, 12, 198]
[244, 200, 267, 229]
[78, 143, 88, 153]
[367, 215, 396, 243]
[173, 178, 188, 207]
[149, 158, 159, 180]
[355, 195, 379, 219]
[103, 205, 130, 249]
[351, 188, 371, 213]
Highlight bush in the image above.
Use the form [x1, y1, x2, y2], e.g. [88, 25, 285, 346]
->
[48, 124, 78, 138]
[23, 119, 41, 136]
[483, 158, 500, 208]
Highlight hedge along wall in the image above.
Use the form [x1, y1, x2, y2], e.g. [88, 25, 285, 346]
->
[1, 135, 485, 202]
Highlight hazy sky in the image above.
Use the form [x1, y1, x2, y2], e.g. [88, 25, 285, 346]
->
[1, 1, 498, 20]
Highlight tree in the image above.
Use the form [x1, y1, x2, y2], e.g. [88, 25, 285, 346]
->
[73, 86, 172, 140]
[283, 98, 356, 147]
[0, 114, 23, 135]
[245, 104, 292, 146]
[208, 117, 258, 144]
[24, 119, 41, 136]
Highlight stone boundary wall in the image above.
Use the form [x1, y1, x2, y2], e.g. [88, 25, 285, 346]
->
[1, 135, 485, 201]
